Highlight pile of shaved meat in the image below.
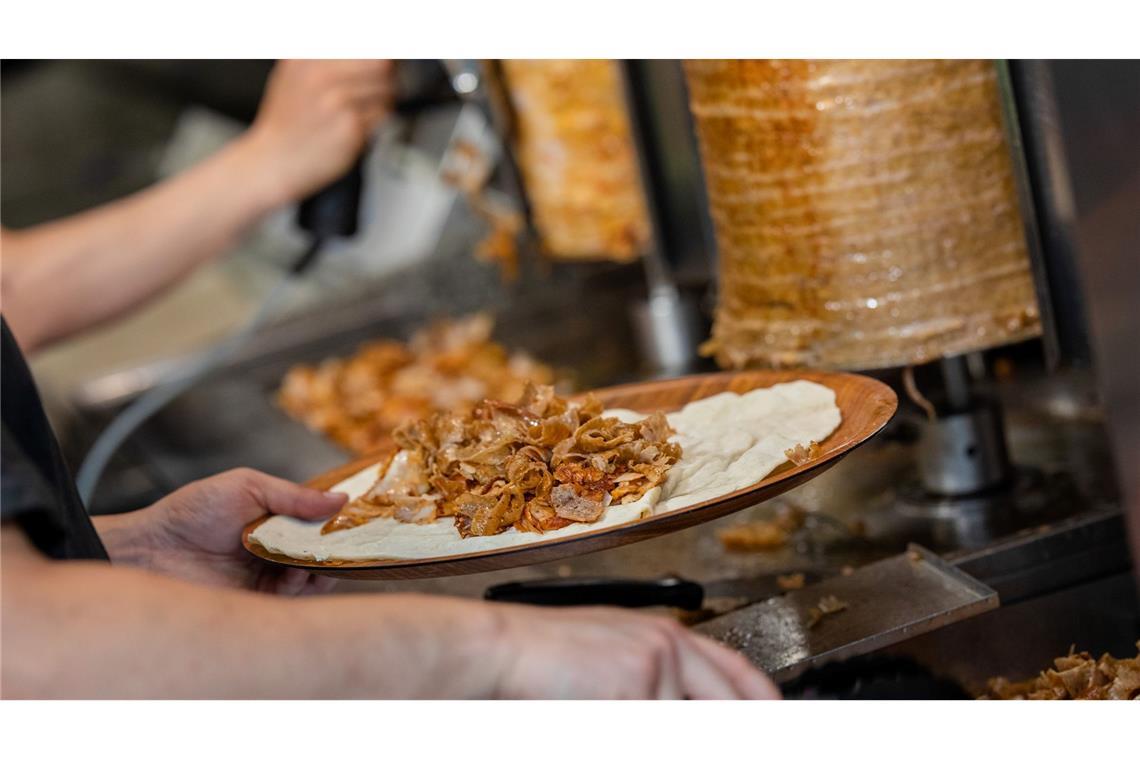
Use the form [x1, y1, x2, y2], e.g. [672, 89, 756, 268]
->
[277, 314, 556, 454]
[980, 643, 1140, 700]
[321, 384, 682, 538]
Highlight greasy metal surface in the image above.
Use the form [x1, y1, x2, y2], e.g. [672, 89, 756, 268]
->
[1005, 61, 1092, 365]
[1047, 60, 1140, 588]
[629, 288, 706, 377]
[618, 60, 716, 285]
[995, 60, 1059, 368]
[885, 467, 1062, 551]
[860, 365, 1118, 553]
[694, 545, 998, 683]
[917, 402, 1011, 495]
[949, 510, 1132, 604]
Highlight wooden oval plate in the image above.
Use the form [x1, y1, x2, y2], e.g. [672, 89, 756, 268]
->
[243, 370, 897, 579]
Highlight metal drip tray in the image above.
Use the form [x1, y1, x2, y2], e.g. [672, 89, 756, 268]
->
[866, 467, 1087, 551]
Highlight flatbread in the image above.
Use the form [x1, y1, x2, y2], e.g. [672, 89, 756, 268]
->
[250, 380, 841, 562]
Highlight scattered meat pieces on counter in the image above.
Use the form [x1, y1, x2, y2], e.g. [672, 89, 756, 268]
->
[718, 503, 807, 552]
[277, 314, 557, 455]
[323, 383, 681, 539]
[719, 521, 788, 552]
[817, 595, 848, 614]
[774, 504, 808, 533]
[777, 573, 806, 590]
[805, 595, 848, 630]
[980, 643, 1140, 700]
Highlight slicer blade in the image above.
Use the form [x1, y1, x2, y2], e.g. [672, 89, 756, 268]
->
[695, 544, 998, 683]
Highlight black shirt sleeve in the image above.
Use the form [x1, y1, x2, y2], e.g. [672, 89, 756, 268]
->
[2, 424, 70, 553]
[1, 317, 108, 560]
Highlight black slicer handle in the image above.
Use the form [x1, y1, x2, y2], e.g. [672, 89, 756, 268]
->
[290, 89, 453, 275]
[290, 158, 365, 275]
[484, 576, 705, 611]
[297, 158, 365, 240]
[290, 69, 456, 274]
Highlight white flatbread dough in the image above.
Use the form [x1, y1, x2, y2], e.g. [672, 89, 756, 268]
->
[250, 380, 842, 562]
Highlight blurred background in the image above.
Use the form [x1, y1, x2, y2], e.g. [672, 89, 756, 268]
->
[3, 59, 1138, 695]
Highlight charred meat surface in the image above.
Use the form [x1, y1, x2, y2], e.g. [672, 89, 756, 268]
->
[500, 59, 650, 263]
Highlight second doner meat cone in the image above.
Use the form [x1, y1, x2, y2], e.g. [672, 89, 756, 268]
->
[686, 60, 1041, 370]
[501, 59, 650, 263]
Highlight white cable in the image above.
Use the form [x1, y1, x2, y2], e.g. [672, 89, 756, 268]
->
[76, 271, 296, 506]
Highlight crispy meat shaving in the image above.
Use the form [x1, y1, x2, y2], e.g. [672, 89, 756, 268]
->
[320, 450, 440, 534]
[805, 595, 848, 630]
[719, 521, 789, 552]
[817, 595, 848, 614]
[980, 642, 1140, 700]
[323, 383, 681, 538]
[784, 441, 821, 466]
[718, 504, 807, 552]
[777, 573, 806, 591]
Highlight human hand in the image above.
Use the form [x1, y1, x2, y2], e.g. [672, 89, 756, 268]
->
[241, 59, 395, 206]
[98, 468, 346, 594]
[486, 603, 780, 699]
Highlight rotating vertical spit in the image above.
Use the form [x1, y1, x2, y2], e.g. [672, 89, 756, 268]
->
[915, 355, 1013, 498]
[620, 60, 706, 377]
[679, 59, 1073, 549]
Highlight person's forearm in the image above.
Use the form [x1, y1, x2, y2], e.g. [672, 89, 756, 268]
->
[0, 134, 286, 352]
[1, 531, 503, 698]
